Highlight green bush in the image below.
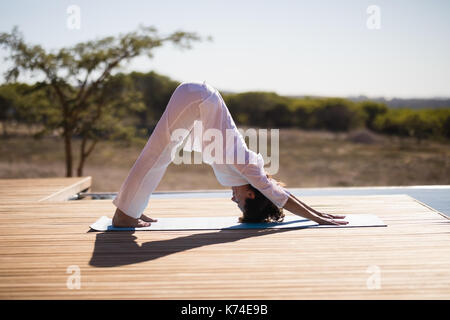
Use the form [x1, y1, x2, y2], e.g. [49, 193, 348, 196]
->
[373, 108, 449, 141]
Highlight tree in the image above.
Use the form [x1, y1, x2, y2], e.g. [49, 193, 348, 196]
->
[73, 73, 147, 176]
[313, 98, 364, 132]
[0, 82, 51, 137]
[129, 71, 180, 135]
[0, 25, 207, 177]
[359, 101, 388, 130]
[224, 91, 288, 127]
[0, 84, 19, 136]
[292, 98, 321, 129]
[264, 103, 295, 128]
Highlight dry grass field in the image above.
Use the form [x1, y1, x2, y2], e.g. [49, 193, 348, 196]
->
[1, 128, 449, 192]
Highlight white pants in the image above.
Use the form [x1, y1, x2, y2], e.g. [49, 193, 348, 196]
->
[113, 81, 212, 218]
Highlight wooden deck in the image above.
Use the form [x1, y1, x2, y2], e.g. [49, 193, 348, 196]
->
[0, 177, 448, 299]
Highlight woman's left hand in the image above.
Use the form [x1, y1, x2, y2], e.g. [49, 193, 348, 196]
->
[316, 212, 346, 220]
[313, 214, 348, 225]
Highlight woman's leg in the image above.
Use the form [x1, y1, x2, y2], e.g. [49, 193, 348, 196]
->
[112, 81, 211, 219]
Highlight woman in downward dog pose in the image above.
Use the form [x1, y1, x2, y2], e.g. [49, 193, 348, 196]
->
[112, 81, 348, 228]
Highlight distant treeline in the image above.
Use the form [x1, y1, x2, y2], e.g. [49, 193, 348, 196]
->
[347, 96, 450, 110]
[224, 92, 450, 142]
[1, 71, 449, 142]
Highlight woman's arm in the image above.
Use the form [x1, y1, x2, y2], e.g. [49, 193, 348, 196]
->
[283, 194, 348, 225]
[288, 192, 346, 221]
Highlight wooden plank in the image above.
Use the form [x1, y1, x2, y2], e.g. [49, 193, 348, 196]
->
[0, 177, 91, 203]
[0, 184, 448, 299]
[38, 177, 92, 202]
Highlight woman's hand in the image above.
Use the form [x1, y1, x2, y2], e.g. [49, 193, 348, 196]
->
[312, 214, 348, 225]
[315, 211, 347, 221]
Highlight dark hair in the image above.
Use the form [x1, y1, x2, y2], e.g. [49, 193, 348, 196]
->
[239, 177, 285, 223]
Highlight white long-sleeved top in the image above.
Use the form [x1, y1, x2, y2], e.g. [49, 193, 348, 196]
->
[113, 81, 289, 219]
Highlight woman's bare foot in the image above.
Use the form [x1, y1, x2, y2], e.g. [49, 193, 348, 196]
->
[112, 208, 158, 228]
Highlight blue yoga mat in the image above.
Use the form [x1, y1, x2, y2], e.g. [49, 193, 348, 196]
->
[89, 214, 386, 231]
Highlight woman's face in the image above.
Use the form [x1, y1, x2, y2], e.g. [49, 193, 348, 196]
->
[231, 185, 255, 213]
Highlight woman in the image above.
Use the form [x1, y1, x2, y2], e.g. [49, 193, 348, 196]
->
[112, 81, 348, 227]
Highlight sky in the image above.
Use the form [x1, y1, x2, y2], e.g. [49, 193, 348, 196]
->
[0, 0, 449, 98]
